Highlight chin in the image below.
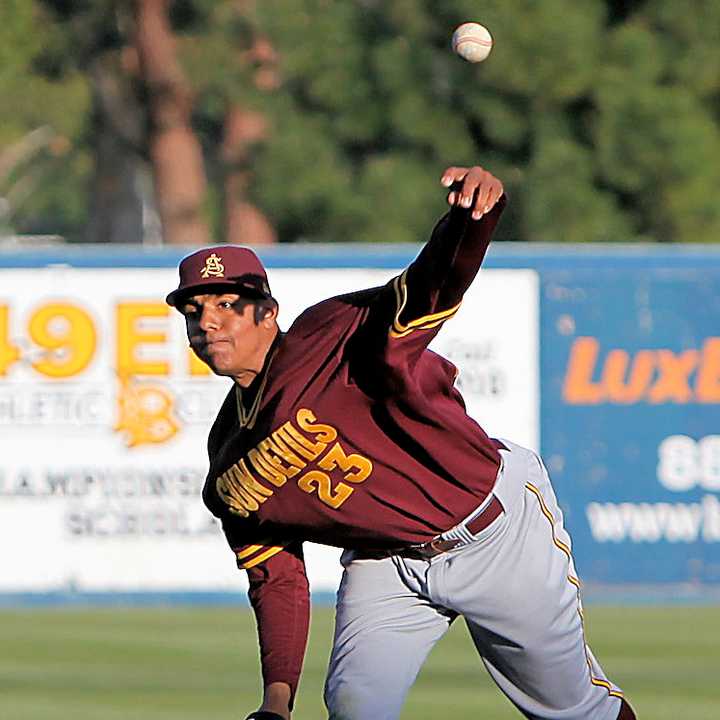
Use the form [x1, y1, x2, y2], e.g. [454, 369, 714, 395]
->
[193, 351, 227, 378]
[213, 366, 237, 378]
[205, 359, 233, 377]
[207, 353, 242, 378]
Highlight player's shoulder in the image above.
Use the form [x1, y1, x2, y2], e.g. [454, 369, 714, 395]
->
[417, 348, 459, 383]
[288, 286, 384, 336]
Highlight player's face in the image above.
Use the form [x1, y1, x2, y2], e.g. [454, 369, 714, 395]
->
[181, 293, 275, 383]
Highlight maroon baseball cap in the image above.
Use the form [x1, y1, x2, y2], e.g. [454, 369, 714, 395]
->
[166, 245, 272, 307]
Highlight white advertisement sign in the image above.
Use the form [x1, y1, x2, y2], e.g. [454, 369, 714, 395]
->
[0, 265, 537, 594]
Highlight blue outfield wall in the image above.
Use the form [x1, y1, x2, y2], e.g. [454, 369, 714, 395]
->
[541, 266, 720, 587]
[2, 241, 720, 602]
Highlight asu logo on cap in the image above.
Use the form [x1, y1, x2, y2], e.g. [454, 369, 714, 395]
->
[201, 253, 225, 279]
[165, 244, 271, 307]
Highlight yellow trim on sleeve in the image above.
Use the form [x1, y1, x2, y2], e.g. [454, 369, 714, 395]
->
[389, 271, 462, 339]
[235, 544, 263, 559]
[393, 272, 406, 318]
[239, 545, 284, 569]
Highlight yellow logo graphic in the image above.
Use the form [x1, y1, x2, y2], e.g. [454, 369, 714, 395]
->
[200, 253, 225, 279]
[115, 377, 180, 447]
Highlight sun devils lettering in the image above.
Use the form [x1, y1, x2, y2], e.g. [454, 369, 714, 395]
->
[201, 253, 225, 279]
[216, 408, 373, 517]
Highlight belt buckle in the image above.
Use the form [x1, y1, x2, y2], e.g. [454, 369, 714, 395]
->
[429, 538, 447, 554]
[427, 537, 459, 557]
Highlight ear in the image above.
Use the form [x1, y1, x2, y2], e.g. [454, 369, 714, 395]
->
[262, 303, 279, 327]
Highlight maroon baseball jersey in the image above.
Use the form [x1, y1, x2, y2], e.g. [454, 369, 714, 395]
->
[204, 197, 506, 699]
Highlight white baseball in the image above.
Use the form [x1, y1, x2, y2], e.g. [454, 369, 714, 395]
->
[451, 22, 493, 63]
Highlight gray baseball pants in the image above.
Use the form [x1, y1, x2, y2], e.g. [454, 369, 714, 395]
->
[324, 440, 627, 719]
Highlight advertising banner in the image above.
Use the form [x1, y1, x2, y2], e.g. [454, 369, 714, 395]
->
[542, 268, 720, 585]
[0, 264, 538, 594]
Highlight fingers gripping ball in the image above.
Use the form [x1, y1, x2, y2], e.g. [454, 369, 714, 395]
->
[451, 22, 493, 63]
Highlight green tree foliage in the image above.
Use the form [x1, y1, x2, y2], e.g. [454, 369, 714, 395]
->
[1, 0, 719, 243]
[594, 4, 720, 243]
[0, 1, 92, 236]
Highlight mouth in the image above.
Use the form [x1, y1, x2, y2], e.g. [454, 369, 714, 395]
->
[192, 337, 231, 359]
[205, 338, 232, 354]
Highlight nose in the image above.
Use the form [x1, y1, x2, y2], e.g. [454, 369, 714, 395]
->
[199, 305, 220, 332]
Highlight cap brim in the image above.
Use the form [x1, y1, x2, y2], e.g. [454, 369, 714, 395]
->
[166, 280, 269, 307]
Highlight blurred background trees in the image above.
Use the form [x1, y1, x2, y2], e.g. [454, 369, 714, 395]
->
[1, 0, 719, 244]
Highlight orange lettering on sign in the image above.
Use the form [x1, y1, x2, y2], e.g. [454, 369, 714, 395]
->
[0, 305, 22, 376]
[697, 339, 720, 403]
[603, 349, 654, 404]
[563, 337, 604, 404]
[116, 302, 169, 376]
[563, 337, 720, 405]
[647, 350, 698, 404]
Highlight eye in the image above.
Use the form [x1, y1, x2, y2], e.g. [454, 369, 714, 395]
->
[218, 300, 234, 309]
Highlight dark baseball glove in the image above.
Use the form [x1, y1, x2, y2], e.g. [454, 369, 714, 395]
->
[245, 713, 285, 720]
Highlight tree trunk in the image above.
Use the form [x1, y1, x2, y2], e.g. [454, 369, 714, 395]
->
[222, 106, 276, 246]
[85, 52, 152, 244]
[134, 0, 210, 246]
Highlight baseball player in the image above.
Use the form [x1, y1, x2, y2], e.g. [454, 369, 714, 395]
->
[166, 165, 637, 720]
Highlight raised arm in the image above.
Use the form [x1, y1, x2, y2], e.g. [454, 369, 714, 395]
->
[391, 165, 505, 339]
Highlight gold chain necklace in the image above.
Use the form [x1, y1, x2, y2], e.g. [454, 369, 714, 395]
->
[234, 348, 278, 430]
